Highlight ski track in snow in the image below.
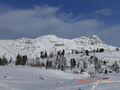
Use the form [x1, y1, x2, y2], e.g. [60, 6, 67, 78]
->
[91, 81, 101, 90]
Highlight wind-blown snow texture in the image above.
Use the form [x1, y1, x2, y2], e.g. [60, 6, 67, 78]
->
[0, 35, 116, 60]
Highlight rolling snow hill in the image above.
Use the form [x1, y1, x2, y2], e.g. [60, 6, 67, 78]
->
[0, 35, 117, 59]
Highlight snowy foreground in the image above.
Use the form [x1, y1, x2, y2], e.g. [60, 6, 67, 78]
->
[0, 65, 120, 90]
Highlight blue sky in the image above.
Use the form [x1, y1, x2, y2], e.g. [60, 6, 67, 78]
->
[0, 0, 120, 46]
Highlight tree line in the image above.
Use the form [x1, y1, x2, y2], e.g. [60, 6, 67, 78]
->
[0, 48, 120, 76]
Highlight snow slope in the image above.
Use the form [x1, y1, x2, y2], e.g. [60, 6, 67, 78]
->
[0, 35, 117, 59]
[0, 66, 88, 90]
[0, 66, 120, 90]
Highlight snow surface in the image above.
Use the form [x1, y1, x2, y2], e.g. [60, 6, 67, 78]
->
[0, 35, 120, 90]
[0, 65, 120, 90]
[0, 35, 117, 60]
[0, 50, 119, 90]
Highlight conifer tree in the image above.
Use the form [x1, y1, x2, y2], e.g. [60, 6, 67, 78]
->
[114, 60, 119, 73]
[15, 54, 22, 65]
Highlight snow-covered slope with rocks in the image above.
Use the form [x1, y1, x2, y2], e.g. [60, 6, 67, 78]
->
[0, 35, 117, 59]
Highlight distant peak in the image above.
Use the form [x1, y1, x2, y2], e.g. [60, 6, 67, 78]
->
[89, 35, 101, 40]
[43, 35, 57, 38]
[36, 35, 58, 39]
[90, 35, 99, 38]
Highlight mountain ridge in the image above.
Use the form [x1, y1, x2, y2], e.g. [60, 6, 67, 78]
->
[0, 35, 117, 60]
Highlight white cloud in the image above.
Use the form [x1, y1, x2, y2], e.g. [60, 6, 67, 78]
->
[0, 4, 102, 38]
[0, 3, 14, 12]
[99, 25, 120, 45]
[93, 9, 112, 16]
[0, 4, 120, 46]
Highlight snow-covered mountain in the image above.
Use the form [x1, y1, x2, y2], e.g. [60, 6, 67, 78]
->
[0, 35, 116, 59]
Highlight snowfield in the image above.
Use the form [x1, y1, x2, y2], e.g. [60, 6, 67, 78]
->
[0, 50, 120, 90]
[0, 65, 120, 90]
[0, 66, 88, 90]
[0, 35, 120, 90]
